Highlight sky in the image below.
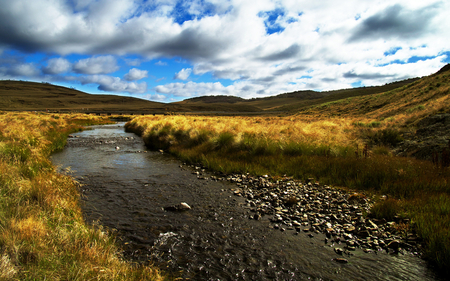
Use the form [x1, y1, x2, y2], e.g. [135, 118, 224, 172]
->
[0, 0, 449, 103]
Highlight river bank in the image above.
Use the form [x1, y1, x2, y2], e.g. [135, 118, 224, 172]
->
[0, 112, 163, 280]
[52, 123, 440, 280]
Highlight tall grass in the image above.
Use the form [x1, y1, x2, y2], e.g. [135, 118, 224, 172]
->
[126, 114, 450, 274]
[0, 112, 163, 280]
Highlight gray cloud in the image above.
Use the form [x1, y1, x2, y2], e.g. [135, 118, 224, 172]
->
[349, 4, 439, 42]
[343, 71, 393, 79]
[8, 63, 41, 77]
[152, 27, 230, 60]
[260, 44, 301, 61]
[273, 65, 306, 76]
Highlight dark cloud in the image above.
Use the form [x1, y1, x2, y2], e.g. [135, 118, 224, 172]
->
[152, 27, 230, 60]
[273, 66, 306, 76]
[260, 44, 301, 61]
[343, 71, 393, 79]
[349, 4, 439, 42]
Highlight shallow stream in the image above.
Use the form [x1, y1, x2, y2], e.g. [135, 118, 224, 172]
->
[51, 123, 440, 280]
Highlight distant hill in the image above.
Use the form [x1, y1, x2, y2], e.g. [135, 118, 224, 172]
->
[2, 64, 448, 115]
[0, 80, 174, 114]
[299, 64, 450, 120]
[181, 95, 245, 103]
[177, 78, 420, 113]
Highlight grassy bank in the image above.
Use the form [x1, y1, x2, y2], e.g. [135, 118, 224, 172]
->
[0, 112, 163, 280]
[126, 114, 450, 274]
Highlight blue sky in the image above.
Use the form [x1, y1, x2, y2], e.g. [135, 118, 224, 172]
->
[0, 0, 449, 103]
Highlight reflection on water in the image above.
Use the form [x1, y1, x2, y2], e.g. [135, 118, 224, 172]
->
[51, 123, 441, 280]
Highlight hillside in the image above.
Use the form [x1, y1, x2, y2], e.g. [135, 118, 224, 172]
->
[300, 65, 450, 120]
[0, 65, 446, 116]
[299, 64, 450, 161]
[0, 80, 174, 114]
[177, 79, 419, 112]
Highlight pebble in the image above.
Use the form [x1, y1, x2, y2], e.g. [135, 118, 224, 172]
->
[183, 164, 422, 257]
[218, 172, 422, 256]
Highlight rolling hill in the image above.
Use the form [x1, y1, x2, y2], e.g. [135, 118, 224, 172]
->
[0, 80, 175, 114]
[0, 65, 448, 115]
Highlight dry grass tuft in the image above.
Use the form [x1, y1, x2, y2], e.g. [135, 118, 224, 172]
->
[0, 111, 164, 280]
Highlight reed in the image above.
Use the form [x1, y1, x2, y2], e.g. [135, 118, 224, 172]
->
[0, 112, 163, 280]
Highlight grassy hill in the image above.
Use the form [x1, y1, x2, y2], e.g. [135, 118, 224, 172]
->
[177, 78, 419, 112]
[0, 65, 446, 116]
[0, 80, 173, 114]
[300, 66, 450, 122]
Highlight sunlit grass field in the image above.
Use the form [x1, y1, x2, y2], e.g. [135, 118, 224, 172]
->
[0, 112, 163, 280]
[126, 107, 450, 274]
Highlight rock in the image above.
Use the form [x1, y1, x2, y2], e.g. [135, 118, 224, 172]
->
[387, 240, 401, 251]
[334, 248, 344, 255]
[164, 202, 191, 212]
[221, 171, 422, 258]
[334, 258, 348, 264]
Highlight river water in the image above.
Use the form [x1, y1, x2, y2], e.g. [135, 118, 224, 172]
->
[51, 123, 440, 280]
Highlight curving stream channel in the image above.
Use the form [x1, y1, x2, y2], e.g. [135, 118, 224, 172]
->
[51, 123, 440, 280]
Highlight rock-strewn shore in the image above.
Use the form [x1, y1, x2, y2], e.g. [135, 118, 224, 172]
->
[190, 165, 422, 262]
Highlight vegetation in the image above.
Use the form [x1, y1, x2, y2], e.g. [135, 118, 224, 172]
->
[125, 65, 450, 274]
[0, 112, 163, 280]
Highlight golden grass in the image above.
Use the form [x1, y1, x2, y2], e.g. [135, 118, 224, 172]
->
[126, 107, 450, 274]
[0, 111, 164, 280]
[130, 114, 366, 149]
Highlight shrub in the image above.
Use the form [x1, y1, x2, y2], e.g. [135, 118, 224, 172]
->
[369, 128, 403, 147]
[214, 131, 235, 150]
[369, 198, 401, 221]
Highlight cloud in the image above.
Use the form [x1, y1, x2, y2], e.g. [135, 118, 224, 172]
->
[349, 4, 439, 42]
[42, 58, 72, 74]
[73, 56, 119, 75]
[80, 75, 147, 94]
[174, 68, 192, 80]
[8, 63, 40, 77]
[155, 81, 232, 97]
[343, 71, 393, 80]
[124, 68, 148, 81]
[155, 61, 167, 66]
[0, 0, 449, 100]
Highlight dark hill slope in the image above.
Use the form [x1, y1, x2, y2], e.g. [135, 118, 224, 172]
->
[0, 80, 172, 113]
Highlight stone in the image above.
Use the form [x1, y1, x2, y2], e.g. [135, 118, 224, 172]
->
[334, 248, 344, 255]
[164, 202, 191, 212]
[387, 240, 401, 250]
[334, 258, 348, 264]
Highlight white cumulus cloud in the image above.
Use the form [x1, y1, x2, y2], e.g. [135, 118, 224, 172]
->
[174, 68, 192, 80]
[73, 56, 119, 75]
[42, 58, 71, 74]
[124, 68, 148, 81]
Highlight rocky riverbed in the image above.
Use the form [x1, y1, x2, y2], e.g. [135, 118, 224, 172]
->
[188, 165, 423, 264]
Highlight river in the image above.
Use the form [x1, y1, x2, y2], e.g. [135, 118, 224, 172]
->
[50, 123, 440, 280]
